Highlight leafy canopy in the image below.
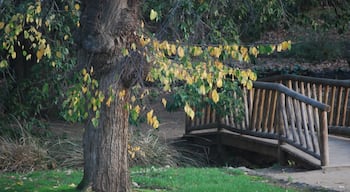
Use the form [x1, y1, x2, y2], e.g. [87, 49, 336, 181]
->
[63, 14, 291, 128]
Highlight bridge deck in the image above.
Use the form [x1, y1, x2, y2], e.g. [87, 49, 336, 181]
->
[185, 131, 350, 168]
[328, 135, 350, 167]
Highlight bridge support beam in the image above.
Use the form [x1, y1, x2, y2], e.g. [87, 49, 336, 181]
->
[320, 111, 329, 166]
[278, 140, 288, 166]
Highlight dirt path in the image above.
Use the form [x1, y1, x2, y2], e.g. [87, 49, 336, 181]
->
[251, 166, 350, 192]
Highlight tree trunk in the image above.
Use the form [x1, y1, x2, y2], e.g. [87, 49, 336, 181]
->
[76, 0, 140, 191]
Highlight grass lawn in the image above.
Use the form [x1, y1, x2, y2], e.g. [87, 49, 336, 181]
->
[0, 167, 303, 192]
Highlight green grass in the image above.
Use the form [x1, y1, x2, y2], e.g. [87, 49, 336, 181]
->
[131, 167, 298, 192]
[0, 169, 82, 192]
[0, 167, 302, 192]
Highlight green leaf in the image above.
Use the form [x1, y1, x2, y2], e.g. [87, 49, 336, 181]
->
[92, 117, 99, 128]
[150, 9, 158, 21]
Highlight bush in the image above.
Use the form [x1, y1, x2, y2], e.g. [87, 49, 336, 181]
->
[0, 137, 49, 173]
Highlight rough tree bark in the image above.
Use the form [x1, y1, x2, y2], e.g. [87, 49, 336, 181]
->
[76, 0, 141, 191]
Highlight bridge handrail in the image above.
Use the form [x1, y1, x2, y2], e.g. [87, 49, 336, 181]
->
[260, 74, 350, 87]
[253, 81, 330, 111]
[260, 74, 350, 128]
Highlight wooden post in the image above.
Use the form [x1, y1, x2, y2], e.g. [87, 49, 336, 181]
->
[278, 93, 287, 166]
[216, 115, 227, 162]
[320, 111, 329, 166]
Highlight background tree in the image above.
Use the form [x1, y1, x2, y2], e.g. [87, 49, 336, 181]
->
[0, 0, 79, 136]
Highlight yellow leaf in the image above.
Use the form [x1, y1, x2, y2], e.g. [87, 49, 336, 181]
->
[209, 47, 222, 58]
[36, 48, 45, 62]
[248, 70, 257, 81]
[11, 51, 16, 59]
[186, 76, 193, 85]
[171, 44, 177, 55]
[131, 43, 137, 51]
[184, 103, 195, 120]
[82, 86, 87, 93]
[216, 78, 223, 88]
[131, 96, 136, 103]
[246, 80, 253, 90]
[240, 46, 249, 61]
[44, 44, 51, 58]
[201, 71, 208, 79]
[277, 44, 282, 52]
[106, 96, 112, 107]
[211, 90, 219, 103]
[64, 5, 69, 11]
[152, 116, 159, 128]
[150, 9, 158, 21]
[140, 36, 151, 47]
[118, 89, 126, 99]
[134, 105, 141, 114]
[147, 110, 154, 125]
[240, 46, 248, 55]
[74, 4, 80, 10]
[36, 4, 41, 13]
[82, 68, 87, 75]
[0, 60, 8, 68]
[199, 85, 206, 95]
[241, 70, 248, 78]
[249, 47, 259, 57]
[177, 46, 184, 58]
[0, 22, 4, 30]
[241, 78, 247, 86]
[122, 48, 129, 56]
[281, 41, 291, 51]
[214, 61, 223, 70]
[192, 46, 203, 56]
[162, 98, 167, 107]
[64, 35, 69, 40]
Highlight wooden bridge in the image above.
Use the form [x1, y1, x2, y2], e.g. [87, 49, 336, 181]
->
[184, 75, 350, 169]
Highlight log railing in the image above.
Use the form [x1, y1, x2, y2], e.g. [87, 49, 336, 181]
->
[185, 75, 336, 166]
[261, 75, 350, 130]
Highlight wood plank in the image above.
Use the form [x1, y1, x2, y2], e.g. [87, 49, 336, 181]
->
[293, 97, 306, 147]
[324, 85, 330, 106]
[306, 83, 319, 154]
[341, 88, 349, 126]
[279, 93, 288, 138]
[264, 90, 273, 132]
[206, 105, 211, 124]
[320, 111, 329, 166]
[335, 86, 344, 126]
[286, 95, 299, 143]
[300, 82, 313, 151]
[257, 89, 266, 132]
[243, 88, 250, 130]
[329, 86, 337, 125]
[251, 89, 260, 131]
[269, 90, 278, 133]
